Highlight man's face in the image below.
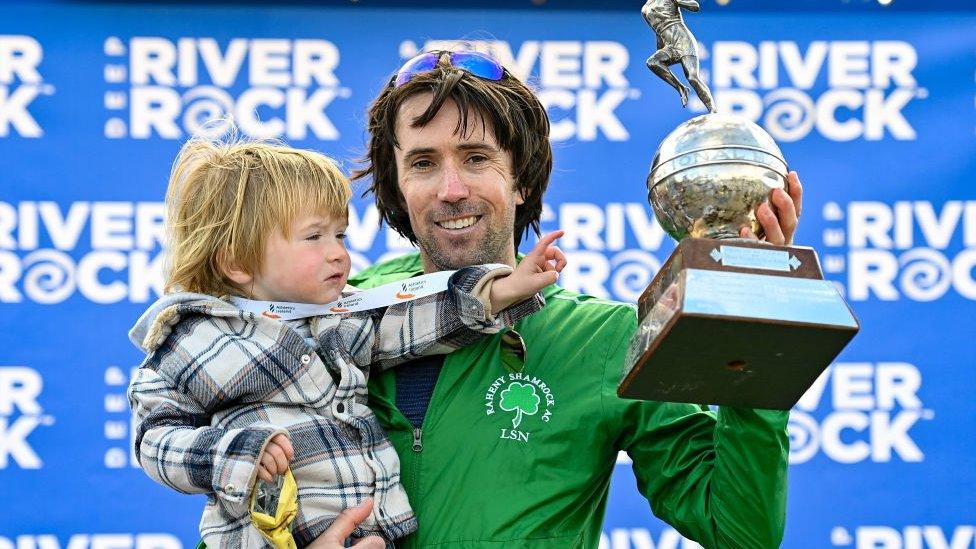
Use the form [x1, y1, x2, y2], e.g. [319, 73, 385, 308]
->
[393, 93, 523, 272]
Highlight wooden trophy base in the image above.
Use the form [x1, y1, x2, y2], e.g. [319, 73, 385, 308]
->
[617, 238, 859, 410]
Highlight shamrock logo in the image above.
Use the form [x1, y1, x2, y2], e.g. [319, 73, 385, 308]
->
[498, 382, 540, 429]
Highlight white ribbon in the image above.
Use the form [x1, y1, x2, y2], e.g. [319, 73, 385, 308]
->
[228, 268, 470, 321]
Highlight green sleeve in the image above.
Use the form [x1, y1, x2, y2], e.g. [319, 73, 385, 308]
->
[347, 269, 386, 289]
[605, 312, 790, 549]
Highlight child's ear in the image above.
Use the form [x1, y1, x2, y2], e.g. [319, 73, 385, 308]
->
[218, 250, 252, 286]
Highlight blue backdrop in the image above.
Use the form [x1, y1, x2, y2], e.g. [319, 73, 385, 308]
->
[2, 2, 974, 547]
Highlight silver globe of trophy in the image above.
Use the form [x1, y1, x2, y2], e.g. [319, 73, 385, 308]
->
[617, 0, 859, 410]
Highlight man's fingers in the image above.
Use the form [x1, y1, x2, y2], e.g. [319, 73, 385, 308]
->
[770, 188, 798, 243]
[317, 499, 374, 545]
[787, 171, 803, 219]
[305, 500, 382, 549]
[257, 463, 273, 483]
[350, 536, 387, 549]
[739, 226, 758, 240]
[758, 202, 787, 245]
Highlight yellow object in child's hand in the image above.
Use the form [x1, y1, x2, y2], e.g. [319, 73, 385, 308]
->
[250, 469, 299, 549]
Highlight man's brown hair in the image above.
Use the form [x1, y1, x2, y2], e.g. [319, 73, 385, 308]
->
[354, 57, 552, 248]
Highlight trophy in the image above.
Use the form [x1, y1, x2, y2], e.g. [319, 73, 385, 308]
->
[616, 0, 859, 410]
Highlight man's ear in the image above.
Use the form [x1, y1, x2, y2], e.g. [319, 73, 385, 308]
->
[217, 250, 252, 286]
[514, 186, 525, 206]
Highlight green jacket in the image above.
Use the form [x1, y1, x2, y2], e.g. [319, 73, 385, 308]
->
[349, 253, 789, 549]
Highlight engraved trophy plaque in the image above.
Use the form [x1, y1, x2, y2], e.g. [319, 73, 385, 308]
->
[617, 0, 859, 410]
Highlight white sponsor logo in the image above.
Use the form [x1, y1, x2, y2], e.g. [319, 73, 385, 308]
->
[831, 525, 976, 549]
[600, 528, 702, 549]
[403, 39, 639, 142]
[103, 36, 348, 139]
[0, 367, 54, 469]
[104, 366, 138, 469]
[0, 35, 54, 138]
[0, 534, 182, 549]
[789, 362, 932, 464]
[0, 201, 166, 304]
[820, 200, 976, 301]
[702, 41, 923, 142]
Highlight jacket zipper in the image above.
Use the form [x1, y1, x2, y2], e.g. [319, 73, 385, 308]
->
[412, 427, 423, 452]
[388, 347, 470, 546]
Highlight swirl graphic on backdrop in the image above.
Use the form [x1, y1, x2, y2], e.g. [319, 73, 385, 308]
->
[610, 250, 661, 303]
[23, 250, 76, 304]
[786, 412, 820, 464]
[181, 87, 234, 137]
[763, 88, 815, 142]
[898, 248, 951, 302]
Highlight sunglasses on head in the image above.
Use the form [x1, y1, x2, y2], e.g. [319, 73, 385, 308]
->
[393, 50, 506, 88]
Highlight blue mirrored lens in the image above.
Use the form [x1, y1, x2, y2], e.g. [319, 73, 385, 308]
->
[449, 51, 505, 81]
[394, 52, 440, 87]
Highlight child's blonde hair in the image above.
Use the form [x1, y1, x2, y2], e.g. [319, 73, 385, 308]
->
[164, 136, 351, 297]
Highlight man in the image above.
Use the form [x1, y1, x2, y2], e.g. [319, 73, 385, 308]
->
[330, 50, 801, 548]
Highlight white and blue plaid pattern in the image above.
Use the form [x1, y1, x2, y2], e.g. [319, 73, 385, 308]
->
[128, 265, 543, 547]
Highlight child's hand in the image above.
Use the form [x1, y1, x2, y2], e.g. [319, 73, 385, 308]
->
[490, 230, 567, 313]
[257, 433, 294, 482]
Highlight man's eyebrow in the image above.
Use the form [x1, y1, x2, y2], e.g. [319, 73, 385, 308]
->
[457, 143, 500, 153]
[401, 143, 500, 164]
[402, 147, 437, 162]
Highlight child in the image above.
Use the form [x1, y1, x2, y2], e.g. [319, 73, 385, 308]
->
[127, 136, 565, 547]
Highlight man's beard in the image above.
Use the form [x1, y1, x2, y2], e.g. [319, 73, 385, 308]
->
[416, 207, 515, 271]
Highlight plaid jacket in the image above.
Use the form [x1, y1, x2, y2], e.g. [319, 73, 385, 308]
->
[127, 265, 543, 548]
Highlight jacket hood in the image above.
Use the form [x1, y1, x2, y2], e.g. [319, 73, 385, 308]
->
[128, 292, 216, 352]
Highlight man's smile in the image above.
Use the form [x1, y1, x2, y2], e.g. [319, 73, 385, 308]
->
[435, 215, 482, 230]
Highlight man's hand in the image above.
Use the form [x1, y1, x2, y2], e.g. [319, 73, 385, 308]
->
[306, 499, 386, 549]
[739, 171, 804, 245]
[490, 230, 567, 313]
[257, 433, 293, 483]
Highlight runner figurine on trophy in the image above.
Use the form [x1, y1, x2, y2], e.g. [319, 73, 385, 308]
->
[641, 0, 715, 112]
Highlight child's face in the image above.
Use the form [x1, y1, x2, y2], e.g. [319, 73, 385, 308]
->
[248, 212, 350, 304]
